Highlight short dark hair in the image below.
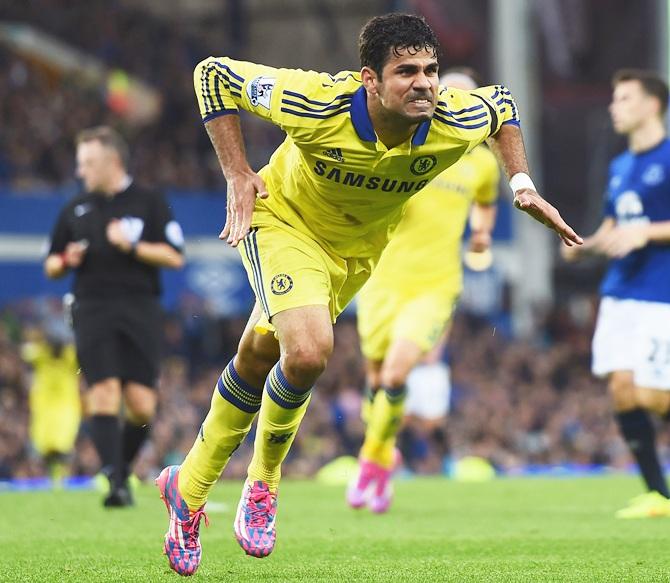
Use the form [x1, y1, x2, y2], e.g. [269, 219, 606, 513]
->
[359, 13, 439, 78]
[75, 125, 130, 168]
[612, 69, 669, 115]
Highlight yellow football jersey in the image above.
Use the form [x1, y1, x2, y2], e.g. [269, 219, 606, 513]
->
[194, 57, 518, 259]
[22, 341, 81, 454]
[364, 144, 500, 293]
[22, 342, 80, 411]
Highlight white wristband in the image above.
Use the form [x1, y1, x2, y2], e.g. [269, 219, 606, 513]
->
[509, 172, 536, 194]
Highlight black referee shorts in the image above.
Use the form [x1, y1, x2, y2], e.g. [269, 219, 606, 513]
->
[72, 296, 163, 388]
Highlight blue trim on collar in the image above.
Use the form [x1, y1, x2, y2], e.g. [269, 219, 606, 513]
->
[411, 119, 432, 146]
[350, 86, 433, 146]
[350, 86, 377, 142]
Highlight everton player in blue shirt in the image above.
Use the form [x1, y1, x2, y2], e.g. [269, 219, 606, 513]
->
[564, 69, 670, 518]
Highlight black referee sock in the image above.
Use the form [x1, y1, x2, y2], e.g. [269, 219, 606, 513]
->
[89, 414, 122, 487]
[616, 408, 669, 498]
[121, 421, 150, 482]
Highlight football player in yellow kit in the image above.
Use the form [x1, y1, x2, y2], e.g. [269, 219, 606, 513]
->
[349, 69, 499, 512]
[21, 326, 81, 485]
[155, 13, 580, 574]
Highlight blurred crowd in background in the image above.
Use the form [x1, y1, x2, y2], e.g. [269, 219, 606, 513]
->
[2, 297, 665, 482]
[0, 1, 283, 192]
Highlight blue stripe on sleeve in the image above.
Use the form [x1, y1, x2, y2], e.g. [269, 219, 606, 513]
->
[281, 97, 352, 113]
[212, 66, 242, 91]
[437, 102, 485, 116]
[503, 98, 519, 120]
[203, 110, 239, 123]
[324, 73, 358, 84]
[432, 113, 490, 130]
[434, 108, 488, 123]
[215, 61, 245, 83]
[283, 90, 354, 107]
[207, 63, 243, 91]
[280, 106, 351, 120]
[213, 76, 225, 111]
[201, 64, 211, 115]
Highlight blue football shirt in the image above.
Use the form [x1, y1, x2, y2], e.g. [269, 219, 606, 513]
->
[600, 138, 670, 303]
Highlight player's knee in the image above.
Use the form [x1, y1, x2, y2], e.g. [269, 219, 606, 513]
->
[88, 379, 122, 414]
[380, 364, 411, 389]
[608, 372, 636, 410]
[125, 402, 156, 425]
[236, 343, 278, 386]
[636, 388, 670, 416]
[282, 342, 331, 384]
[635, 389, 655, 412]
[124, 392, 157, 424]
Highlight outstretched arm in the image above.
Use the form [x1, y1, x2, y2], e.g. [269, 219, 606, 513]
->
[486, 124, 582, 246]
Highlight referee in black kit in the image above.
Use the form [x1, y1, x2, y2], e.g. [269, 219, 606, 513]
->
[45, 126, 184, 507]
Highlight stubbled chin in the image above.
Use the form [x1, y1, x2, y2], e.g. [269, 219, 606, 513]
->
[411, 111, 433, 121]
[403, 106, 434, 120]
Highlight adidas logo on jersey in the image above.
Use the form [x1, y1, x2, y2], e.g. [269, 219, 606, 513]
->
[323, 148, 345, 163]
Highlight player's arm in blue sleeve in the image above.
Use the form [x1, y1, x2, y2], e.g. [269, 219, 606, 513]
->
[595, 185, 670, 259]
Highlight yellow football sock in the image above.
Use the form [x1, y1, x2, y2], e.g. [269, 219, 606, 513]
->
[360, 385, 378, 424]
[179, 359, 262, 510]
[360, 385, 406, 468]
[247, 364, 312, 491]
[48, 458, 68, 488]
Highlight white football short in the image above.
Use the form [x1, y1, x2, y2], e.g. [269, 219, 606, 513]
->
[592, 296, 670, 389]
[405, 362, 452, 419]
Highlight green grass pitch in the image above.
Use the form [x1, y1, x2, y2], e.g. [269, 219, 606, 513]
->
[3, 475, 670, 582]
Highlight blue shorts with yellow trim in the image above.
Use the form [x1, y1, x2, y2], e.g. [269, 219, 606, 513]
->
[239, 214, 374, 334]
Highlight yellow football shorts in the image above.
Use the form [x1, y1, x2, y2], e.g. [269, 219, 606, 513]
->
[357, 284, 459, 362]
[239, 214, 375, 334]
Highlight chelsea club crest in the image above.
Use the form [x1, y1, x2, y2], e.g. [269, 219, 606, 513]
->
[271, 273, 293, 295]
